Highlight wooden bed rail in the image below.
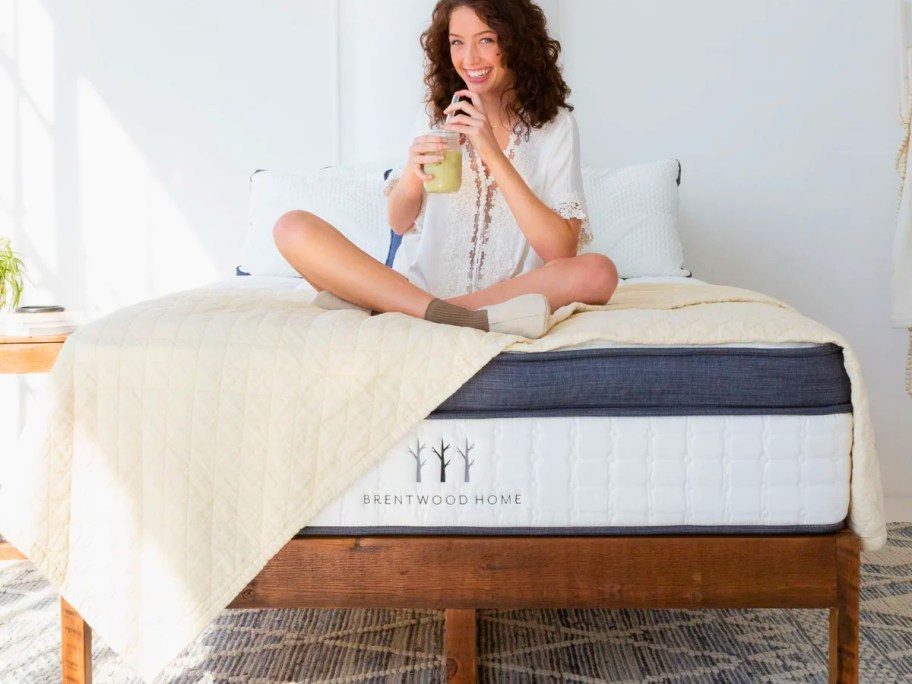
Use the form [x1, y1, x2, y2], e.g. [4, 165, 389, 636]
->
[56, 530, 860, 683]
[228, 533, 842, 610]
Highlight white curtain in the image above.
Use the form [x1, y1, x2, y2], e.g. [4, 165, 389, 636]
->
[895, 0, 912, 396]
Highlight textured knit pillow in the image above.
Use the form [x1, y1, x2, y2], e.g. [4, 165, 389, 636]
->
[239, 165, 390, 277]
[580, 160, 689, 278]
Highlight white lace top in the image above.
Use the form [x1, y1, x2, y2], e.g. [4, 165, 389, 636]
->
[385, 108, 590, 299]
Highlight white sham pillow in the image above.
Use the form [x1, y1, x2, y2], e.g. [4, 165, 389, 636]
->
[580, 160, 689, 279]
[239, 159, 688, 280]
[239, 165, 391, 277]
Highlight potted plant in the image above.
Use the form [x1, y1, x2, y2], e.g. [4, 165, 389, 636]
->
[0, 237, 26, 311]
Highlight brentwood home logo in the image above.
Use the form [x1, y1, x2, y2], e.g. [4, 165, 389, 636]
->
[362, 493, 522, 506]
[360, 436, 523, 507]
[409, 438, 474, 483]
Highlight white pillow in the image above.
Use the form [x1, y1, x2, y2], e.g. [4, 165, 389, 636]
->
[580, 160, 689, 279]
[240, 160, 688, 280]
[239, 164, 391, 277]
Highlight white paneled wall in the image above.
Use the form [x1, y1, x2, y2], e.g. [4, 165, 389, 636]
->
[1, 0, 909, 507]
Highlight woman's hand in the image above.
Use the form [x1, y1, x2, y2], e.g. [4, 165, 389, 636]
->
[443, 90, 503, 163]
[407, 134, 447, 182]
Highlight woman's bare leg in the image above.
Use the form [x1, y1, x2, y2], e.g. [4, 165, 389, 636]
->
[273, 210, 434, 317]
[274, 211, 618, 318]
[447, 253, 619, 311]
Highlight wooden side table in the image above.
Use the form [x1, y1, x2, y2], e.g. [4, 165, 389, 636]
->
[0, 333, 69, 560]
[0, 333, 69, 375]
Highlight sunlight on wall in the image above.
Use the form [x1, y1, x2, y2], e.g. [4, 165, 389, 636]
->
[17, 0, 52, 120]
[0, 1, 12, 55]
[0, 1, 12, 235]
[19, 88, 56, 293]
[0, 0, 55, 439]
[1, 0, 57, 290]
[18, 0, 56, 289]
[77, 76, 217, 315]
[4, 0, 222, 437]
[0, 60, 14, 235]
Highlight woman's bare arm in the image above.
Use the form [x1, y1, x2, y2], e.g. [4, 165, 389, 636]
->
[387, 171, 425, 235]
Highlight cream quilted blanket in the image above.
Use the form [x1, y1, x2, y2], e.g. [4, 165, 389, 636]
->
[0, 282, 885, 679]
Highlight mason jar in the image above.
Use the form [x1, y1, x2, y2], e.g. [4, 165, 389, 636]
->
[422, 130, 462, 193]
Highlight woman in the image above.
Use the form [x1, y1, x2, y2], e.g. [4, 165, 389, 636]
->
[274, 0, 618, 339]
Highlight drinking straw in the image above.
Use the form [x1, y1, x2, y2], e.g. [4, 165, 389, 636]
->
[445, 93, 461, 125]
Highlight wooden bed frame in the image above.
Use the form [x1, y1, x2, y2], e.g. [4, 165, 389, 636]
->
[0, 335, 861, 683]
[35, 529, 859, 683]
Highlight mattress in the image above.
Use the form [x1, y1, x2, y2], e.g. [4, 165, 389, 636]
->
[306, 413, 850, 533]
[227, 275, 853, 534]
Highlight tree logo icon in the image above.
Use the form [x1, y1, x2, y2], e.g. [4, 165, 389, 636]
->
[408, 437, 476, 483]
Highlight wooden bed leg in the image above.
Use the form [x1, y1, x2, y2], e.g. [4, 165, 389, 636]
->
[61, 598, 92, 684]
[445, 608, 477, 683]
[828, 532, 860, 684]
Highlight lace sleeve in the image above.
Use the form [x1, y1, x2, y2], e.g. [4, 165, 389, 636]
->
[542, 112, 591, 249]
[550, 192, 592, 248]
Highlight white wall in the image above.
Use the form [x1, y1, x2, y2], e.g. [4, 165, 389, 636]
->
[559, 0, 910, 509]
[2, 0, 909, 506]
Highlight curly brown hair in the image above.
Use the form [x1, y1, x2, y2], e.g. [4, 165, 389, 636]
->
[420, 0, 572, 135]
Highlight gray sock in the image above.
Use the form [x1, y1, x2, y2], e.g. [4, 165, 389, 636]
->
[424, 299, 489, 331]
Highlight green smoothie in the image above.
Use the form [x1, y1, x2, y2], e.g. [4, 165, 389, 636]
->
[424, 149, 462, 193]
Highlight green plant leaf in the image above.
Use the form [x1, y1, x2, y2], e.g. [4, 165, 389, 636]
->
[0, 237, 27, 311]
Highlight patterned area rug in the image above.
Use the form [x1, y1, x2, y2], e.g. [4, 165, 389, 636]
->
[1, 524, 910, 683]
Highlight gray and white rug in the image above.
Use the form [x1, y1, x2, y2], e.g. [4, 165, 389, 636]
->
[1, 523, 910, 683]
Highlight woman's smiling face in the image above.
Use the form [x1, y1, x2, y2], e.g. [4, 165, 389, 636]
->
[448, 5, 512, 97]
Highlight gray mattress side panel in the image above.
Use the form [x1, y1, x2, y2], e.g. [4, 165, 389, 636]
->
[433, 344, 851, 418]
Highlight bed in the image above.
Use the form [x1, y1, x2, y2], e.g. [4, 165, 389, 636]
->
[0, 161, 885, 683]
[235, 276, 862, 683]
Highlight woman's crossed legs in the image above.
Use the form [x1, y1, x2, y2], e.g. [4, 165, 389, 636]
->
[273, 210, 618, 322]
